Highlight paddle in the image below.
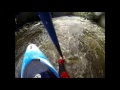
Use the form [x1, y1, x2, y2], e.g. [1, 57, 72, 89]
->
[38, 12, 63, 58]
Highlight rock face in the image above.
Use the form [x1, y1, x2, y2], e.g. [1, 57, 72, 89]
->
[15, 12, 40, 31]
[15, 12, 70, 31]
[15, 12, 39, 24]
[15, 16, 105, 78]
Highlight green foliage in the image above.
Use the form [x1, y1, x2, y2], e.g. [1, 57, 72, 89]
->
[73, 12, 97, 20]
[72, 12, 105, 28]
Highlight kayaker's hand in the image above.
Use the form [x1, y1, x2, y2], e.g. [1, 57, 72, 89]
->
[59, 56, 64, 60]
[58, 57, 65, 65]
[58, 56, 70, 78]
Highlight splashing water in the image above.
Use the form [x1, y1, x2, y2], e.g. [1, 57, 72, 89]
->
[15, 16, 105, 78]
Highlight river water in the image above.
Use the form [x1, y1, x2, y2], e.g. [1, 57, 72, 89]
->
[15, 16, 105, 78]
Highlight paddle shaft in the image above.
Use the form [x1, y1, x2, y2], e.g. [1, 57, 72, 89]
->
[38, 12, 63, 58]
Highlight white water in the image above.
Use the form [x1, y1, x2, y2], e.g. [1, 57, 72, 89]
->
[15, 16, 105, 78]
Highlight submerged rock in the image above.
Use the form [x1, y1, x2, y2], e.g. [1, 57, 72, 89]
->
[15, 16, 105, 78]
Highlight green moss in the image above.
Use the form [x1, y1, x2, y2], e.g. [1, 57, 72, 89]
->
[73, 12, 97, 20]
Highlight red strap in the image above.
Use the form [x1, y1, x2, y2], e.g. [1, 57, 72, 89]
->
[60, 71, 70, 78]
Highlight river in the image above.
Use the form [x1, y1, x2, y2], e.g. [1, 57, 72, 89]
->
[15, 16, 105, 78]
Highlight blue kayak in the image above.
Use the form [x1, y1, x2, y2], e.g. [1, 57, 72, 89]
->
[21, 44, 60, 78]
